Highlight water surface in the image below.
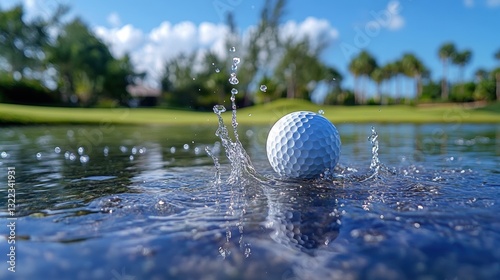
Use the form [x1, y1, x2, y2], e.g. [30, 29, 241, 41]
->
[0, 122, 499, 280]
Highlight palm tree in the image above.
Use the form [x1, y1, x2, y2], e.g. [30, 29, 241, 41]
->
[450, 49, 472, 98]
[348, 55, 362, 104]
[452, 49, 472, 83]
[438, 42, 457, 100]
[474, 68, 488, 82]
[380, 63, 395, 104]
[495, 49, 500, 101]
[391, 60, 404, 102]
[402, 53, 426, 100]
[349, 50, 377, 104]
[371, 68, 384, 103]
[275, 38, 326, 100]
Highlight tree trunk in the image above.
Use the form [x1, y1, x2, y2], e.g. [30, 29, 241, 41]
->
[496, 72, 500, 101]
[415, 74, 422, 101]
[353, 76, 359, 104]
[441, 60, 448, 100]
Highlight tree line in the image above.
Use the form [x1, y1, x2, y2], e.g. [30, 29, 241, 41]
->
[0, 4, 141, 107]
[346, 44, 500, 105]
[0, 1, 499, 109]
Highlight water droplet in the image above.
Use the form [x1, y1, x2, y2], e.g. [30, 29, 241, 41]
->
[54, 147, 61, 153]
[211, 62, 215, 66]
[80, 155, 89, 163]
[36, 152, 42, 160]
[120, 146, 128, 153]
[229, 77, 239, 85]
[318, 109, 325, 115]
[1, 151, 8, 158]
[213, 105, 226, 114]
[215, 68, 220, 73]
[259, 85, 267, 92]
[232, 57, 241, 65]
[231, 64, 237, 71]
[69, 153, 76, 161]
[192, 77, 196, 81]
[78, 147, 84, 155]
[248, 114, 252, 117]
[229, 47, 236, 52]
[170, 147, 176, 154]
[244, 247, 251, 257]
[103, 146, 109, 156]
[231, 88, 238, 95]
[131, 147, 138, 155]
[129, 155, 134, 161]
[332, 78, 336, 81]
[183, 144, 189, 150]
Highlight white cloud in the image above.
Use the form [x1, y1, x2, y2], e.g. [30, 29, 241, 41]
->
[107, 12, 121, 28]
[94, 17, 339, 87]
[464, 0, 500, 8]
[19, 0, 61, 21]
[464, 0, 475, 7]
[486, 0, 500, 7]
[386, 1, 405, 30]
[281, 17, 339, 44]
[94, 24, 144, 58]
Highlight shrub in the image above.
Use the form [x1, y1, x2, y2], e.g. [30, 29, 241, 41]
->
[0, 75, 59, 105]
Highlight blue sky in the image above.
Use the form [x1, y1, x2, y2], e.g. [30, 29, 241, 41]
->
[3, 0, 500, 97]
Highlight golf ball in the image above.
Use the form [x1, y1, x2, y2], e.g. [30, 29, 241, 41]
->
[266, 111, 341, 179]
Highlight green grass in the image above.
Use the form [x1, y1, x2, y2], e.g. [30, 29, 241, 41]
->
[1, 99, 499, 126]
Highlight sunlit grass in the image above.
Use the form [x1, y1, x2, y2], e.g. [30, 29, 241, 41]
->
[1, 99, 498, 126]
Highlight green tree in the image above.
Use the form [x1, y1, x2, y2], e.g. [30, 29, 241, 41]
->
[401, 53, 426, 100]
[452, 49, 472, 83]
[349, 50, 377, 104]
[323, 66, 343, 103]
[161, 53, 199, 108]
[474, 68, 488, 82]
[102, 54, 141, 104]
[438, 42, 457, 100]
[236, 0, 287, 106]
[0, 4, 68, 77]
[46, 18, 115, 105]
[381, 62, 397, 104]
[370, 68, 384, 103]
[495, 49, 500, 101]
[254, 75, 283, 104]
[274, 38, 327, 100]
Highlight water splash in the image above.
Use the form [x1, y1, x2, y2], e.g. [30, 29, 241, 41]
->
[369, 126, 380, 174]
[210, 100, 260, 184]
[205, 143, 221, 185]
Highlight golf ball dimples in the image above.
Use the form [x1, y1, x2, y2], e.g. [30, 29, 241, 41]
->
[266, 111, 341, 179]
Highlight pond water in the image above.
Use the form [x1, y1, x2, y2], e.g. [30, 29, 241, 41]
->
[0, 119, 499, 280]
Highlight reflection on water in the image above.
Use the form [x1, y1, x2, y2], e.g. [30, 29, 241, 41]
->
[0, 124, 499, 279]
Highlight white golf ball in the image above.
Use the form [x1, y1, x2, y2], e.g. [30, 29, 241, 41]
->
[266, 111, 341, 179]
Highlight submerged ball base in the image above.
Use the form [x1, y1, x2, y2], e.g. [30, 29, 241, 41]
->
[266, 111, 341, 179]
